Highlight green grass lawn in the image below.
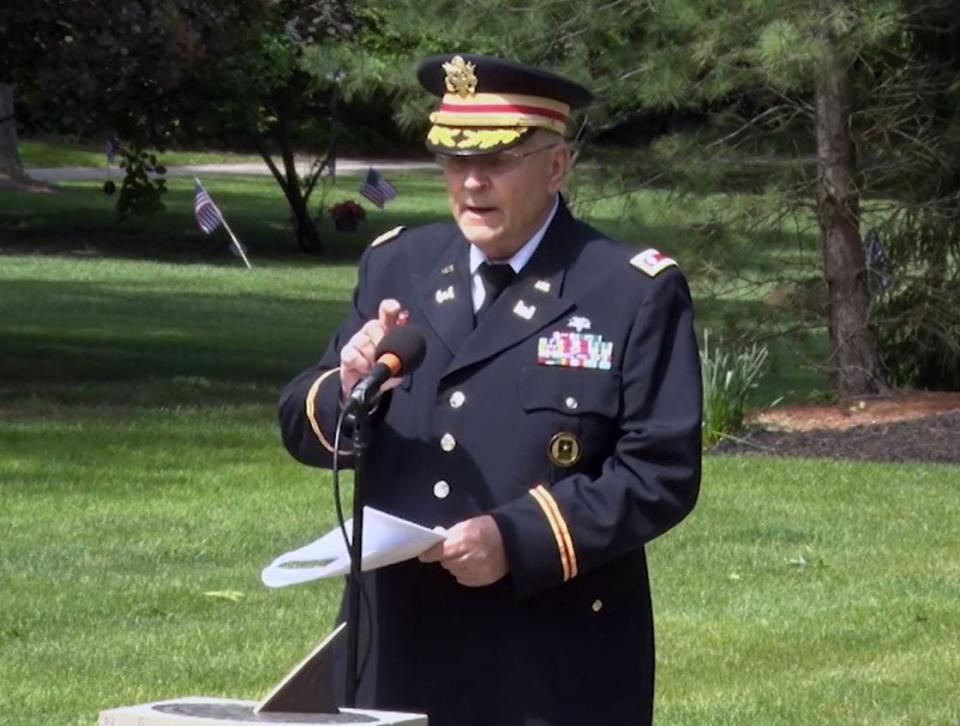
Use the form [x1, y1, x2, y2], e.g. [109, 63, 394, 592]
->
[0, 255, 957, 725]
[18, 137, 265, 169]
[1, 168, 830, 403]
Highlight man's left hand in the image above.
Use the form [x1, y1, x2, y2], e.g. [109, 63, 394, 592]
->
[419, 515, 510, 587]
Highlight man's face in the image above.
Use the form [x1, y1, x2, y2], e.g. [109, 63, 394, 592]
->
[441, 132, 568, 260]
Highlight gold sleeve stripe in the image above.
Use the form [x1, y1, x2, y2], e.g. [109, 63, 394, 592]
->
[529, 486, 572, 582]
[533, 485, 578, 580]
[305, 368, 353, 455]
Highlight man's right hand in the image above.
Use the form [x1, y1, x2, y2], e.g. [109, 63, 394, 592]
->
[340, 299, 404, 400]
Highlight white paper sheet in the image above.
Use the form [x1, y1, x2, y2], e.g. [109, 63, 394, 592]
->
[261, 507, 446, 588]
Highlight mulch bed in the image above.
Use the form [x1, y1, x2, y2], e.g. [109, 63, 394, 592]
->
[711, 410, 960, 465]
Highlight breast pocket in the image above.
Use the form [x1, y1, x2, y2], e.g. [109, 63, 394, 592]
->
[521, 365, 621, 419]
[520, 366, 622, 478]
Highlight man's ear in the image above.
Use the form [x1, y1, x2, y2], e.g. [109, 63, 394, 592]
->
[546, 142, 569, 195]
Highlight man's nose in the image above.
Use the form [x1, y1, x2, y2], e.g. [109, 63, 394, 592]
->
[463, 169, 490, 190]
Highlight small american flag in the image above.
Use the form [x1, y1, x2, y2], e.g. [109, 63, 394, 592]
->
[194, 182, 225, 234]
[865, 228, 893, 293]
[105, 136, 122, 165]
[359, 168, 397, 210]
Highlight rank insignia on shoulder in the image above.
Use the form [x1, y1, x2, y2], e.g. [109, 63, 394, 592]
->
[370, 226, 406, 248]
[630, 248, 677, 277]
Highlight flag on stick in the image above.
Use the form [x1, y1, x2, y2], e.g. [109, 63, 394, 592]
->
[194, 179, 253, 269]
[194, 181, 225, 234]
[359, 168, 397, 210]
[105, 136, 122, 165]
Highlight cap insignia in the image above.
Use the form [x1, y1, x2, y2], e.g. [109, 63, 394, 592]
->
[443, 56, 478, 97]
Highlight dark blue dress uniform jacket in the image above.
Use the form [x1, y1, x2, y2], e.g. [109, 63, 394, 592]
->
[279, 199, 702, 726]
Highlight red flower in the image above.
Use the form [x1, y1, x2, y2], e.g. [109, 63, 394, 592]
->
[330, 200, 366, 222]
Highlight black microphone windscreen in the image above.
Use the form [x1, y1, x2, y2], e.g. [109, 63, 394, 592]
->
[375, 325, 427, 374]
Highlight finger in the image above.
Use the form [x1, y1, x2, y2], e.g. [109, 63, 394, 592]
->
[378, 299, 402, 332]
[418, 543, 445, 563]
[342, 342, 374, 372]
[361, 319, 387, 348]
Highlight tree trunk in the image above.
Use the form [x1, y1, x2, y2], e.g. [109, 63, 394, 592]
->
[0, 83, 26, 178]
[814, 27, 885, 396]
[252, 109, 323, 254]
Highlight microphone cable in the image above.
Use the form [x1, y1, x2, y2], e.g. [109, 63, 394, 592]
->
[332, 404, 373, 698]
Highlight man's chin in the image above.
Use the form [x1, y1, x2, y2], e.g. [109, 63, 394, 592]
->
[458, 222, 500, 248]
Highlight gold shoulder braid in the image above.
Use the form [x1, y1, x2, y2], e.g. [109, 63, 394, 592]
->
[371, 226, 406, 248]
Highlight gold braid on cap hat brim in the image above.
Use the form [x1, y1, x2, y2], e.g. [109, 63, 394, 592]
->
[427, 127, 527, 150]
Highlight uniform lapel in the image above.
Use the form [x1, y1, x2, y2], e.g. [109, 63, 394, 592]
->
[418, 231, 474, 356]
[442, 201, 581, 379]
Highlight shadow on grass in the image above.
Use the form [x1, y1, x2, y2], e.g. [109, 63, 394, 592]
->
[1, 279, 353, 410]
[0, 176, 453, 263]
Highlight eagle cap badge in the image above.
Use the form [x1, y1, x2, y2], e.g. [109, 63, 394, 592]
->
[443, 55, 478, 97]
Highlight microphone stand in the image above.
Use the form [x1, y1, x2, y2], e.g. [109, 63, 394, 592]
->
[344, 399, 371, 708]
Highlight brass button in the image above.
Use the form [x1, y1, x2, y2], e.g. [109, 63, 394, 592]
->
[440, 433, 456, 452]
[564, 396, 579, 410]
[433, 480, 451, 499]
[548, 432, 582, 468]
[449, 391, 466, 409]
[591, 599, 603, 613]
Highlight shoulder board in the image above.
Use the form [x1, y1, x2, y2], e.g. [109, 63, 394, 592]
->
[370, 226, 406, 248]
[630, 248, 678, 277]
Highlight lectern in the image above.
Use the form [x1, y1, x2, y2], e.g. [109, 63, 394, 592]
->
[98, 625, 426, 725]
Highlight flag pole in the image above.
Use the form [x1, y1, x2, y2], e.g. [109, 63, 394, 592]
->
[221, 217, 253, 270]
[194, 177, 253, 270]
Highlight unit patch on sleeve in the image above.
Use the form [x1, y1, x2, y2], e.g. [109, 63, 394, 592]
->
[630, 248, 677, 277]
[370, 226, 406, 248]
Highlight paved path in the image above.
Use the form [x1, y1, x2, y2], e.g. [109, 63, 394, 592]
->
[26, 157, 437, 183]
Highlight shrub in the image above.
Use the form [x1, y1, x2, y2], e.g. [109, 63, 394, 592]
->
[700, 330, 769, 448]
[870, 212, 960, 391]
[115, 145, 167, 219]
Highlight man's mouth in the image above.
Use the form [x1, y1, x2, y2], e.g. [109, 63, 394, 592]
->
[464, 205, 497, 217]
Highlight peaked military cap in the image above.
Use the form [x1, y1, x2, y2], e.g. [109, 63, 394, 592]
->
[417, 53, 593, 156]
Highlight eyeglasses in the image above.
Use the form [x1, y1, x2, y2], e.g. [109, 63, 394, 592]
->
[436, 142, 561, 176]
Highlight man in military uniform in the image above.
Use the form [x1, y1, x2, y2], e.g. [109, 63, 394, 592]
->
[279, 53, 701, 726]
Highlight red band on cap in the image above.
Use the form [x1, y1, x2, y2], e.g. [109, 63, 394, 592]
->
[439, 103, 568, 123]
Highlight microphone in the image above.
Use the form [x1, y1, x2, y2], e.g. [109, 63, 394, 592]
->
[348, 324, 427, 408]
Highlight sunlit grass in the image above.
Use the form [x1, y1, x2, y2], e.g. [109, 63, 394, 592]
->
[19, 137, 265, 169]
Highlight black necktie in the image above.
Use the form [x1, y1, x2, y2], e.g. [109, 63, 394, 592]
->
[476, 262, 516, 321]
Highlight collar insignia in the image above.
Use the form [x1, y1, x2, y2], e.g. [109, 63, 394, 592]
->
[534, 279, 552, 293]
[443, 56, 478, 97]
[441, 264, 455, 275]
[435, 285, 455, 304]
[513, 300, 536, 320]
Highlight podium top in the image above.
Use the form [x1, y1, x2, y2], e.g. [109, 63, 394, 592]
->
[99, 697, 427, 726]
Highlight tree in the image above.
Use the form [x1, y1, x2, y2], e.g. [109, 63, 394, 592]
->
[213, 0, 357, 253]
[0, 0, 344, 250]
[357, 0, 960, 396]
[0, 83, 25, 180]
